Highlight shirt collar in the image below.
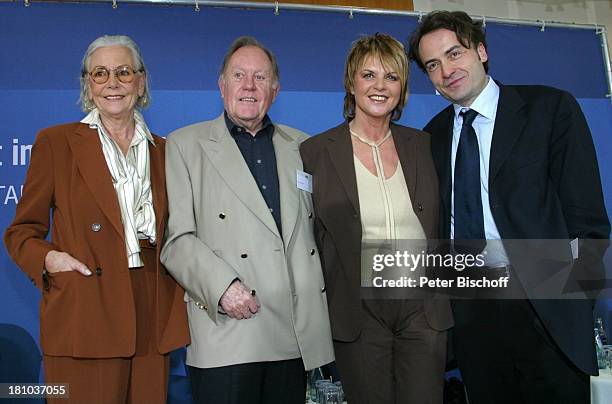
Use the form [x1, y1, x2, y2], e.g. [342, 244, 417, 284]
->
[224, 111, 274, 139]
[80, 108, 155, 145]
[452, 76, 499, 121]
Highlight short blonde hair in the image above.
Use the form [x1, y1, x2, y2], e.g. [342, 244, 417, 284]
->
[343, 33, 409, 121]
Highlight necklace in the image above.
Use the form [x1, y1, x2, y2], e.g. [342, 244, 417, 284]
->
[350, 128, 392, 179]
[349, 128, 392, 148]
[350, 128, 397, 239]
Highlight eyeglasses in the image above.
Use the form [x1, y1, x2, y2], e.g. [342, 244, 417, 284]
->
[87, 65, 143, 84]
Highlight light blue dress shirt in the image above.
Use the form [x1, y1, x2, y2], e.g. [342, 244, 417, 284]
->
[450, 77, 510, 267]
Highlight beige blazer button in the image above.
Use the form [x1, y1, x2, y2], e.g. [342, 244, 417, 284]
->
[310, 248, 316, 255]
[91, 223, 102, 232]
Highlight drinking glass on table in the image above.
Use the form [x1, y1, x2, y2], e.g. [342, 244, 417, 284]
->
[320, 384, 341, 404]
[605, 347, 612, 374]
[316, 381, 334, 403]
[333, 381, 345, 402]
[308, 368, 324, 401]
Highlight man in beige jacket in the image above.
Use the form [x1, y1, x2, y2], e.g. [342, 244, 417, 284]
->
[161, 36, 334, 404]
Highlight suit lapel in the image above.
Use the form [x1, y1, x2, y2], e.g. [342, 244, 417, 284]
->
[69, 124, 124, 239]
[326, 123, 360, 216]
[203, 116, 281, 238]
[149, 136, 167, 241]
[393, 124, 417, 200]
[490, 84, 527, 183]
[430, 107, 454, 237]
[274, 127, 301, 243]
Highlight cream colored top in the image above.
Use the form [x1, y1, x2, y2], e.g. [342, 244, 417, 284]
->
[354, 157, 425, 240]
[81, 109, 156, 268]
[351, 130, 425, 241]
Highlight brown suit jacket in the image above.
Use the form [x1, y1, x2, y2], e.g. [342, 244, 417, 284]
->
[300, 122, 453, 342]
[4, 122, 189, 357]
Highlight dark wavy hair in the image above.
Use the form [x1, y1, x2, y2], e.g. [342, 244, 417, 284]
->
[408, 11, 488, 73]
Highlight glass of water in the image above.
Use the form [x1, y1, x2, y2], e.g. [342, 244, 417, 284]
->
[320, 384, 341, 404]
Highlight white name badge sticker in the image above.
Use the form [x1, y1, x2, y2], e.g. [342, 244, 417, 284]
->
[296, 170, 313, 193]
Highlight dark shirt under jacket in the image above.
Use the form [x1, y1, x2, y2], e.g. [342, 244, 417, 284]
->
[225, 112, 282, 235]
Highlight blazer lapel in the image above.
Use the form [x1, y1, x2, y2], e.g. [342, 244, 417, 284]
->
[203, 115, 281, 238]
[430, 108, 454, 237]
[69, 124, 124, 239]
[149, 136, 167, 242]
[326, 123, 360, 216]
[274, 127, 301, 243]
[393, 124, 417, 199]
[490, 84, 527, 183]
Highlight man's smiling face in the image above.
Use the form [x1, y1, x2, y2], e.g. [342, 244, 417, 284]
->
[219, 46, 279, 134]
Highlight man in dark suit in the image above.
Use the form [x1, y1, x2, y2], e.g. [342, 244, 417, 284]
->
[408, 10, 610, 404]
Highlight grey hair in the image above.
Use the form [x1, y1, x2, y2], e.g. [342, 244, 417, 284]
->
[79, 35, 151, 112]
[219, 36, 280, 86]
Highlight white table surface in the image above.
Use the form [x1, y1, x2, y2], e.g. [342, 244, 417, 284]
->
[591, 372, 612, 404]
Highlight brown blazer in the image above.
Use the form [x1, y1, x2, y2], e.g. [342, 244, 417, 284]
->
[4, 122, 189, 357]
[300, 122, 453, 342]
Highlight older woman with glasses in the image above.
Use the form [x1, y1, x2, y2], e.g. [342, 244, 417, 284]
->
[300, 33, 453, 403]
[4, 35, 188, 403]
